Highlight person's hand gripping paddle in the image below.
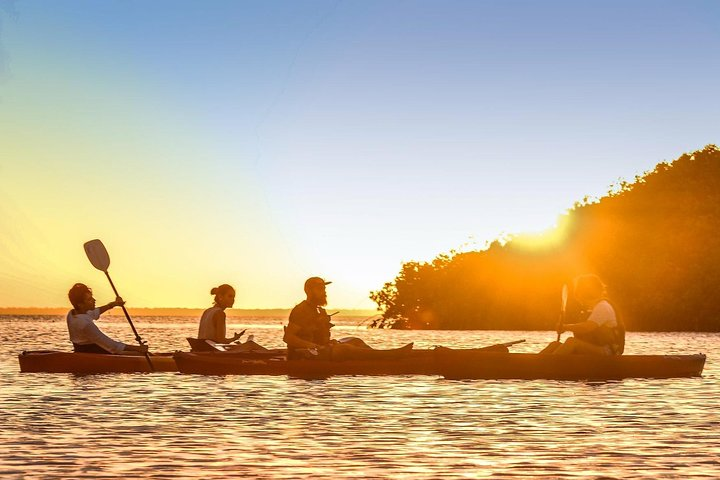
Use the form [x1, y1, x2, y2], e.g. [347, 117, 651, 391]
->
[557, 284, 569, 343]
[84, 239, 154, 371]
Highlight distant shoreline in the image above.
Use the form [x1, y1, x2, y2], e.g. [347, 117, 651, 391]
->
[0, 307, 380, 318]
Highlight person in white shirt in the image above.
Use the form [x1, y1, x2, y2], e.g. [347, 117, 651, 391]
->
[541, 274, 624, 355]
[66, 283, 149, 355]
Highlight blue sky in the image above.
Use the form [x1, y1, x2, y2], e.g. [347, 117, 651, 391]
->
[0, 0, 718, 308]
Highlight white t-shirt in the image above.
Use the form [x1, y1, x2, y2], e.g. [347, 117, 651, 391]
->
[586, 300, 617, 329]
[66, 308, 126, 354]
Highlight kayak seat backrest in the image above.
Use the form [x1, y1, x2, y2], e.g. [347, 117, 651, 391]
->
[186, 337, 225, 352]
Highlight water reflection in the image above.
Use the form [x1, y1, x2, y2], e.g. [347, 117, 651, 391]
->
[0, 316, 718, 478]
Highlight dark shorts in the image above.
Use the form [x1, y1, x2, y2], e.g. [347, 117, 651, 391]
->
[73, 343, 112, 354]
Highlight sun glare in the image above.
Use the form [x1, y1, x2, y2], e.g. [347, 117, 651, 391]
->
[508, 215, 570, 251]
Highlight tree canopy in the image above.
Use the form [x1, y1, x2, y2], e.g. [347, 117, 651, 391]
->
[370, 145, 720, 332]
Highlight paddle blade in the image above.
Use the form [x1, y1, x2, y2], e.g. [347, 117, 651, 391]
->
[84, 239, 111, 271]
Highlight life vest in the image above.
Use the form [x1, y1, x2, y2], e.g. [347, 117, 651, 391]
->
[573, 299, 625, 355]
[287, 301, 333, 347]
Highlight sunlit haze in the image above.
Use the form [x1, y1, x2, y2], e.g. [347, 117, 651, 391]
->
[1, 1, 718, 309]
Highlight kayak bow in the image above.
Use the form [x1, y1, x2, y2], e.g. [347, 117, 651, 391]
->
[18, 351, 177, 374]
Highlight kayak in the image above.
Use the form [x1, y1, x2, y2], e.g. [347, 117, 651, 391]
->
[18, 349, 707, 380]
[18, 350, 177, 374]
[174, 349, 706, 380]
[436, 349, 707, 380]
[15, 345, 489, 375]
[174, 350, 438, 377]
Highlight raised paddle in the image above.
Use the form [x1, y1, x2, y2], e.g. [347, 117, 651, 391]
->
[557, 284, 569, 342]
[83, 239, 154, 371]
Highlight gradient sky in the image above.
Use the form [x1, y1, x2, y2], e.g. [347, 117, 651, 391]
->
[1, 0, 718, 309]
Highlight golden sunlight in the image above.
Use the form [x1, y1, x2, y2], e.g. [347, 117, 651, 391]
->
[507, 215, 570, 251]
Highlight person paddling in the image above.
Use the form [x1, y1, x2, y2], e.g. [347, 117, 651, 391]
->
[66, 283, 149, 355]
[283, 276, 414, 361]
[541, 274, 624, 355]
[197, 284, 244, 344]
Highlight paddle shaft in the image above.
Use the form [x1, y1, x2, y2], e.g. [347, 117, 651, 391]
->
[557, 284, 568, 342]
[103, 270, 154, 371]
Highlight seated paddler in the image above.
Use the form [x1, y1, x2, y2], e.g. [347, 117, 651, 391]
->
[198, 284, 244, 344]
[66, 283, 149, 355]
[541, 274, 625, 355]
[283, 276, 413, 361]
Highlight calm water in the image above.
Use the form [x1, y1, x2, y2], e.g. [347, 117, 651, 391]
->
[1, 315, 719, 479]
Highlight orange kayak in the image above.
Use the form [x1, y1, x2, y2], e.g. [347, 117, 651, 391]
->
[174, 349, 706, 380]
[436, 350, 707, 380]
[19, 349, 707, 380]
[18, 350, 177, 374]
[174, 350, 438, 377]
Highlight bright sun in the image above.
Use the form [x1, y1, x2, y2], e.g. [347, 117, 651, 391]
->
[508, 215, 570, 251]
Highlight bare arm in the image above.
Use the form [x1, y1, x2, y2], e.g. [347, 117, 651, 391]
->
[99, 297, 124, 315]
[212, 310, 242, 343]
[560, 320, 598, 336]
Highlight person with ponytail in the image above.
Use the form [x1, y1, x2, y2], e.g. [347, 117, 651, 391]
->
[197, 284, 243, 343]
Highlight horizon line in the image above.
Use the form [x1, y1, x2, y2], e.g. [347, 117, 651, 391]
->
[0, 307, 381, 317]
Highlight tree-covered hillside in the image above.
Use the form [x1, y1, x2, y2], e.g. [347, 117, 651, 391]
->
[370, 145, 720, 331]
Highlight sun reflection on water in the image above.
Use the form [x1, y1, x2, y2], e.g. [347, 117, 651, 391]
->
[0, 315, 718, 478]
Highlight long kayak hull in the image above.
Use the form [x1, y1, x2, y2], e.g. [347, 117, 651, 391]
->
[174, 350, 706, 380]
[18, 349, 707, 380]
[18, 351, 177, 373]
[173, 350, 438, 377]
[436, 350, 707, 380]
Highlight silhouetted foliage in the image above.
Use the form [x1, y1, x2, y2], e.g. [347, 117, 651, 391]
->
[370, 145, 720, 331]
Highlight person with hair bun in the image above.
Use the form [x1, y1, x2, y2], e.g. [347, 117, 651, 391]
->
[197, 284, 243, 343]
[541, 274, 625, 355]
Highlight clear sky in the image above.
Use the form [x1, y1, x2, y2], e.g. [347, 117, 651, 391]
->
[0, 0, 718, 309]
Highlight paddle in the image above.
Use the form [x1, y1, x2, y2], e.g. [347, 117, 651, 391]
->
[557, 284, 569, 342]
[433, 339, 525, 354]
[478, 339, 525, 352]
[83, 239, 154, 371]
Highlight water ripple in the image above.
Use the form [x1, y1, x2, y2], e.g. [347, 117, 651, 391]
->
[1, 316, 718, 478]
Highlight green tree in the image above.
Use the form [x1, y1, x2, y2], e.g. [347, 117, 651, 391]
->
[371, 145, 720, 332]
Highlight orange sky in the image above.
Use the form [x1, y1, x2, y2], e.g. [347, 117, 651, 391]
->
[1, 2, 718, 309]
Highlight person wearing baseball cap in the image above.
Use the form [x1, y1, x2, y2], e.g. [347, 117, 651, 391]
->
[283, 276, 413, 361]
[303, 277, 332, 296]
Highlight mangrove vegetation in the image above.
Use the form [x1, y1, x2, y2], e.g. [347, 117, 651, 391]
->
[370, 145, 720, 332]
